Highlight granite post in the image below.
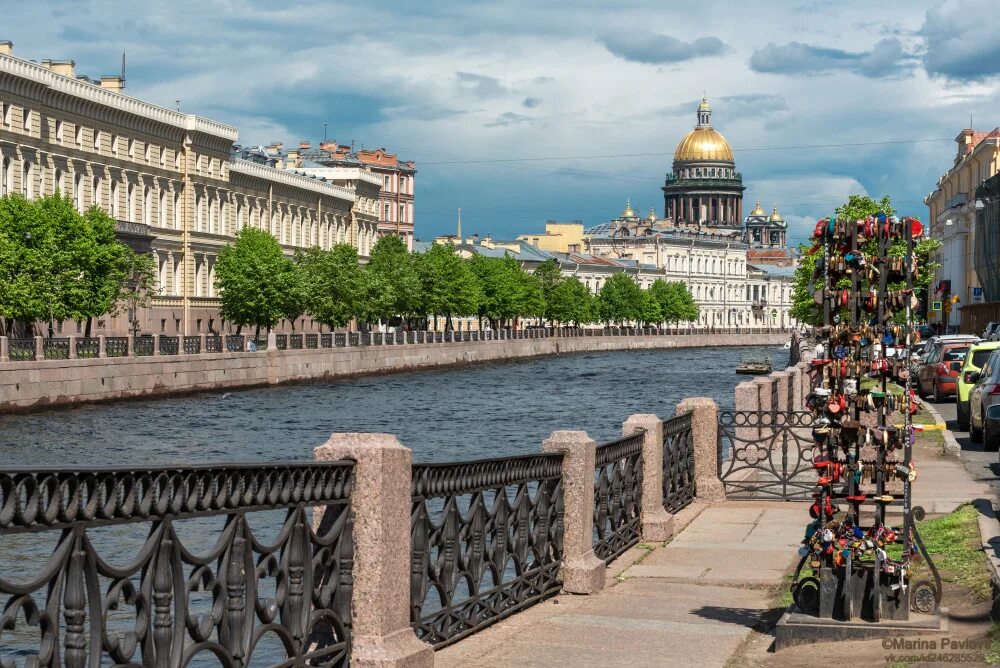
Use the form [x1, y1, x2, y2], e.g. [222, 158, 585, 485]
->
[773, 370, 791, 412]
[34, 335, 43, 361]
[675, 398, 725, 503]
[787, 365, 803, 410]
[622, 414, 674, 541]
[68, 335, 77, 359]
[313, 433, 434, 668]
[267, 331, 277, 351]
[542, 430, 606, 594]
[0, 336, 8, 362]
[98, 335, 107, 359]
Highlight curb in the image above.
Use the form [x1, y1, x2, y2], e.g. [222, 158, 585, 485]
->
[919, 399, 962, 456]
[972, 499, 1000, 622]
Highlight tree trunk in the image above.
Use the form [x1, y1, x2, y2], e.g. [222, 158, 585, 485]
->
[85, 317, 93, 338]
[254, 324, 261, 341]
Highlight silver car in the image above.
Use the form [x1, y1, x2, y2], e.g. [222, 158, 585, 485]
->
[969, 349, 1000, 451]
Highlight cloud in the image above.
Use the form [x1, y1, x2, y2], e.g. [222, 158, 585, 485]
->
[522, 97, 542, 108]
[599, 30, 727, 65]
[921, 0, 1000, 80]
[456, 72, 508, 98]
[749, 38, 912, 78]
[485, 112, 532, 127]
[659, 94, 788, 119]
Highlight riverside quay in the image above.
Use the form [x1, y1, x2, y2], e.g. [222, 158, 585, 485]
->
[0, 331, 803, 666]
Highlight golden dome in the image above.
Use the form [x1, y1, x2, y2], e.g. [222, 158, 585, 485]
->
[674, 96, 733, 163]
[674, 127, 733, 162]
[750, 200, 765, 217]
[621, 197, 635, 218]
[647, 207, 657, 222]
[768, 207, 784, 223]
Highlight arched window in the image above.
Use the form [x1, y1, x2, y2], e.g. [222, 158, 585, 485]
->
[195, 192, 203, 232]
[143, 186, 152, 225]
[384, 202, 391, 221]
[128, 182, 137, 222]
[174, 191, 181, 230]
[159, 189, 167, 227]
[110, 180, 119, 218]
[74, 172, 84, 211]
[173, 254, 183, 294]
[0, 155, 10, 196]
[157, 253, 168, 295]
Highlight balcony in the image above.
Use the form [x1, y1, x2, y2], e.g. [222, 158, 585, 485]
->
[945, 192, 968, 210]
[114, 219, 156, 254]
[751, 298, 768, 308]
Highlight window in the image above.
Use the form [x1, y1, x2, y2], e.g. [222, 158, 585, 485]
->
[384, 202, 390, 220]
[111, 180, 120, 217]
[56, 120, 64, 143]
[22, 161, 32, 197]
[128, 138, 135, 158]
[92, 174, 102, 210]
[144, 186, 152, 224]
[1, 102, 10, 127]
[174, 191, 181, 229]
[145, 144, 152, 163]
[127, 182, 136, 222]
[112, 134, 119, 156]
[75, 124, 83, 147]
[159, 147, 166, 167]
[22, 108, 31, 134]
[74, 172, 84, 211]
[94, 130, 102, 152]
[383, 175, 390, 189]
[195, 192, 203, 231]
[159, 189, 167, 227]
[399, 203, 405, 222]
[0, 156, 9, 195]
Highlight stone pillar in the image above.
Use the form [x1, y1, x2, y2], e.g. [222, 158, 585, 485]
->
[773, 371, 791, 412]
[542, 431, 606, 594]
[313, 434, 434, 668]
[623, 414, 674, 541]
[754, 375, 774, 415]
[798, 361, 812, 402]
[199, 333, 207, 354]
[735, 380, 760, 440]
[152, 334, 160, 356]
[68, 335, 77, 359]
[34, 336, 43, 361]
[787, 365, 803, 410]
[267, 331, 277, 351]
[0, 336, 8, 362]
[98, 335, 107, 359]
[126, 335, 134, 357]
[675, 398, 725, 502]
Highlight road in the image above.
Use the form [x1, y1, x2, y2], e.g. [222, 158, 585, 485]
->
[923, 397, 1000, 502]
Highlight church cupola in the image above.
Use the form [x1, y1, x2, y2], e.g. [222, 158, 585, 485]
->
[697, 97, 711, 128]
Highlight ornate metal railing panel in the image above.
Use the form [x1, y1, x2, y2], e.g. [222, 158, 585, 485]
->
[348, 333, 359, 347]
[662, 412, 696, 513]
[305, 334, 319, 349]
[372, 333, 383, 345]
[593, 433, 643, 562]
[75, 337, 100, 359]
[335, 333, 347, 347]
[717, 410, 816, 501]
[290, 334, 303, 350]
[320, 333, 333, 348]
[105, 337, 129, 357]
[182, 335, 201, 355]
[275, 334, 288, 350]
[133, 336, 154, 357]
[0, 462, 355, 667]
[42, 338, 70, 360]
[410, 453, 564, 648]
[205, 335, 222, 353]
[224, 334, 244, 353]
[158, 335, 179, 355]
[7, 338, 36, 361]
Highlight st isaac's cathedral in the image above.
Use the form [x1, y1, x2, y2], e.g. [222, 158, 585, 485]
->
[584, 98, 797, 328]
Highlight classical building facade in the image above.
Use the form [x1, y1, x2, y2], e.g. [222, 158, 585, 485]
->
[0, 43, 378, 335]
[924, 127, 1000, 331]
[662, 98, 745, 232]
[287, 141, 416, 250]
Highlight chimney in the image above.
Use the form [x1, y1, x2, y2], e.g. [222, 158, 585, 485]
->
[287, 149, 300, 166]
[0, 41, 13, 56]
[320, 141, 337, 152]
[99, 75, 124, 94]
[299, 140, 311, 150]
[43, 59, 76, 78]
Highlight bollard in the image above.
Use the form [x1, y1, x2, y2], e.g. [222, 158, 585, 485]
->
[68, 335, 77, 359]
[313, 434, 434, 668]
[267, 331, 277, 351]
[34, 335, 43, 361]
[542, 431, 606, 594]
[623, 414, 674, 541]
[98, 335, 107, 359]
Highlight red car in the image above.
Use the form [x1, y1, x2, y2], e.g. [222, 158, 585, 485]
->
[917, 342, 970, 401]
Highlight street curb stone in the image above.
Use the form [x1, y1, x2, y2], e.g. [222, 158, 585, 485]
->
[919, 398, 962, 456]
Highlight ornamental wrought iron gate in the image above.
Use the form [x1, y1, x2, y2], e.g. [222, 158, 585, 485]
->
[717, 410, 817, 501]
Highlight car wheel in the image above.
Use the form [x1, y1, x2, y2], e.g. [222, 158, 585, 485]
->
[957, 401, 970, 431]
[971, 406, 984, 443]
[932, 382, 943, 403]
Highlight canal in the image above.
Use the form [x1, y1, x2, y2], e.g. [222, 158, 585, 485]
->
[0, 345, 786, 466]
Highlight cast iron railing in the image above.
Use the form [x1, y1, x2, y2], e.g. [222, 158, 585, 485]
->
[275, 334, 288, 350]
[592, 433, 644, 562]
[290, 334, 303, 349]
[410, 453, 564, 648]
[717, 410, 816, 501]
[0, 462, 355, 667]
[158, 335, 179, 355]
[223, 334, 243, 352]
[75, 337, 100, 359]
[306, 334, 319, 349]
[321, 333, 333, 348]
[106, 336, 129, 357]
[205, 335, 222, 353]
[134, 336, 154, 356]
[182, 335, 201, 355]
[42, 338, 70, 360]
[7, 338, 35, 361]
[662, 412, 696, 512]
[335, 333, 347, 347]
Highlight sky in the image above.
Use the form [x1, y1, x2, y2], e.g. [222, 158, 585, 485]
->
[4, 0, 999, 245]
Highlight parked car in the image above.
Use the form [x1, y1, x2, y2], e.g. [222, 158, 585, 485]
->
[957, 341, 1000, 430]
[969, 349, 1000, 451]
[916, 340, 972, 401]
[981, 321, 1000, 341]
[917, 324, 936, 341]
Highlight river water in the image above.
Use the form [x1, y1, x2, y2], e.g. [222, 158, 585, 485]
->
[0, 345, 787, 466]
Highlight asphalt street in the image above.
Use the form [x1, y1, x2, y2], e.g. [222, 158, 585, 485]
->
[925, 397, 1000, 503]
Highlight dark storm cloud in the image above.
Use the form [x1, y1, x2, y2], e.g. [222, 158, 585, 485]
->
[921, 0, 1000, 80]
[749, 38, 912, 78]
[599, 29, 727, 65]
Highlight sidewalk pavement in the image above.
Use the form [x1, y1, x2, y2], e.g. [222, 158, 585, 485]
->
[436, 414, 996, 668]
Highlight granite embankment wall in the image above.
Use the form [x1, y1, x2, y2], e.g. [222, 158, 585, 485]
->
[0, 333, 787, 412]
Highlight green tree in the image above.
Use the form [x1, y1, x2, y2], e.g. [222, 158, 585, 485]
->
[415, 243, 480, 330]
[368, 234, 421, 323]
[355, 266, 396, 330]
[547, 276, 594, 325]
[598, 273, 644, 325]
[216, 227, 299, 339]
[533, 258, 562, 324]
[648, 279, 698, 325]
[638, 289, 662, 327]
[298, 244, 363, 329]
